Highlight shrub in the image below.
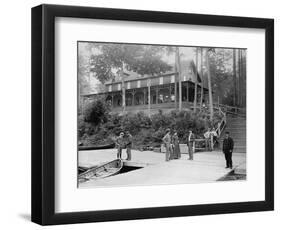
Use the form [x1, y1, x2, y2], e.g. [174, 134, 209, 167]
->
[84, 99, 109, 126]
[79, 108, 223, 148]
[151, 111, 173, 130]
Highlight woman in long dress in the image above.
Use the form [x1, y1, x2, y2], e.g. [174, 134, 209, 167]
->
[172, 131, 181, 159]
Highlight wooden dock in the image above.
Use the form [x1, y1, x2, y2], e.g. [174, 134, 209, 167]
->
[79, 149, 246, 188]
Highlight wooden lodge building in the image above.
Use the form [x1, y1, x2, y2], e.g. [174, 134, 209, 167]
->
[81, 60, 210, 115]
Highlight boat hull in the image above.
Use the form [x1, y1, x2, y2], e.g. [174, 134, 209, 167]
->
[78, 159, 123, 182]
[79, 143, 115, 151]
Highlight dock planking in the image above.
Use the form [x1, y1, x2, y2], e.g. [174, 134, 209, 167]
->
[78, 149, 246, 188]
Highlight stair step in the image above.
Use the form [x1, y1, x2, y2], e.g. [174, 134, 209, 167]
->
[225, 133, 246, 136]
[222, 115, 246, 154]
[225, 132, 246, 135]
[224, 133, 246, 137]
[226, 129, 246, 131]
[234, 150, 246, 153]
[226, 119, 246, 121]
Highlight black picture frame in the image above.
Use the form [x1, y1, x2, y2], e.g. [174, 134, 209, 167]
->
[31, 4, 274, 225]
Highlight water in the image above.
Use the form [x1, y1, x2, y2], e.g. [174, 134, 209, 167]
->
[217, 171, 246, 181]
[119, 165, 143, 174]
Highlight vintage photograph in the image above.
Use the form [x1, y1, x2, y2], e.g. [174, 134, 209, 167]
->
[77, 42, 246, 188]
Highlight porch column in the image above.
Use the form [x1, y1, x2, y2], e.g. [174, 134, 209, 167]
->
[186, 82, 189, 103]
[148, 79, 151, 116]
[174, 78, 177, 109]
[119, 66, 126, 113]
[132, 90, 135, 106]
[156, 87, 159, 104]
[169, 85, 172, 102]
[81, 96, 85, 116]
[122, 81, 126, 112]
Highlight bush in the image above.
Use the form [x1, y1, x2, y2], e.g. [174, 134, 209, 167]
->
[79, 108, 223, 148]
[84, 99, 109, 126]
[121, 112, 151, 136]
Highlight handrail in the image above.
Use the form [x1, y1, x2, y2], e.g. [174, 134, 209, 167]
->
[215, 107, 226, 138]
[213, 102, 246, 117]
[213, 102, 246, 111]
[192, 105, 227, 151]
[210, 106, 227, 150]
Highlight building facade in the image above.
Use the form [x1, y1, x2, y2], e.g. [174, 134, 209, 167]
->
[81, 60, 209, 115]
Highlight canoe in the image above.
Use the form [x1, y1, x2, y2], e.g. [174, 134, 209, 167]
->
[78, 143, 115, 151]
[78, 159, 123, 183]
[78, 166, 91, 174]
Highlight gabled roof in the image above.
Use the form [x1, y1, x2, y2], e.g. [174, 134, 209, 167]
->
[107, 59, 206, 87]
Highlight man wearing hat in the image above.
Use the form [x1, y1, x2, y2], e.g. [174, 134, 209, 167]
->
[124, 131, 133, 161]
[222, 131, 234, 169]
[162, 129, 172, 161]
[187, 130, 195, 160]
[116, 131, 125, 159]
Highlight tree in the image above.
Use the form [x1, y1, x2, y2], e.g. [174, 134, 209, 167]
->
[238, 49, 244, 107]
[240, 50, 246, 107]
[175, 47, 182, 110]
[89, 44, 172, 83]
[173, 47, 177, 109]
[199, 48, 204, 110]
[78, 43, 97, 95]
[206, 48, 214, 120]
[233, 49, 237, 106]
[208, 48, 233, 106]
[193, 48, 198, 111]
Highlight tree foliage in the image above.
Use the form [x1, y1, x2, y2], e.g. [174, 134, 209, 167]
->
[207, 48, 246, 106]
[89, 44, 172, 83]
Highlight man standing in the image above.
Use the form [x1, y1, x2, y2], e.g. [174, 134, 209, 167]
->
[187, 130, 195, 160]
[222, 131, 234, 169]
[162, 129, 172, 161]
[116, 132, 125, 159]
[125, 131, 132, 161]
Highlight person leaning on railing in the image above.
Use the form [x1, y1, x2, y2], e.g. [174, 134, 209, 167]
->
[204, 128, 211, 151]
[210, 127, 218, 150]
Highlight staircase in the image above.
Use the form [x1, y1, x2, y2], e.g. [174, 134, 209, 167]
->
[219, 115, 246, 153]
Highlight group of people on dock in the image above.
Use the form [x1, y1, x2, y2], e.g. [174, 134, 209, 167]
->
[162, 129, 195, 161]
[162, 127, 220, 162]
[115, 131, 132, 161]
[162, 129, 183, 161]
[115, 128, 234, 169]
[162, 128, 234, 168]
